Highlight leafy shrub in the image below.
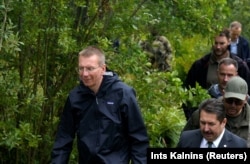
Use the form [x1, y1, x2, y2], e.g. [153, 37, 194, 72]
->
[108, 43, 210, 147]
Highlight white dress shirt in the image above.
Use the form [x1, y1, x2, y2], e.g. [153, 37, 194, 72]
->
[200, 128, 225, 148]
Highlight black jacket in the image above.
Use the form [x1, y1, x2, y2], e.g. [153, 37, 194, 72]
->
[230, 36, 250, 61]
[184, 52, 250, 95]
[51, 71, 149, 164]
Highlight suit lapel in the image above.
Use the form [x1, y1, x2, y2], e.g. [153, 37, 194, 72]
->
[218, 129, 231, 148]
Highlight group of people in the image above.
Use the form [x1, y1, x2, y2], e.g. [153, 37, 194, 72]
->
[177, 97, 248, 148]
[184, 21, 250, 95]
[180, 21, 250, 148]
[179, 76, 250, 148]
[50, 21, 250, 163]
[183, 23, 250, 120]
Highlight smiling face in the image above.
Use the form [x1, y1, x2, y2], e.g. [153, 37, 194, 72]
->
[223, 97, 246, 117]
[78, 54, 106, 93]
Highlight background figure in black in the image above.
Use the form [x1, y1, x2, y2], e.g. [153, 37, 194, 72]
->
[229, 21, 250, 63]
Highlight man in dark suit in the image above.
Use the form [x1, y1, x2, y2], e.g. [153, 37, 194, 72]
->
[229, 21, 250, 62]
[177, 98, 247, 148]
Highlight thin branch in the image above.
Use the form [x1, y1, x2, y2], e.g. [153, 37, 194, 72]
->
[129, 0, 148, 19]
[0, 0, 8, 52]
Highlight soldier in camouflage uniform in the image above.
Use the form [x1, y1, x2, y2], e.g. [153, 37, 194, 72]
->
[141, 35, 173, 71]
[151, 36, 172, 71]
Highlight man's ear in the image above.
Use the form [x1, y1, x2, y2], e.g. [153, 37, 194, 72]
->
[222, 117, 227, 126]
[222, 89, 225, 96]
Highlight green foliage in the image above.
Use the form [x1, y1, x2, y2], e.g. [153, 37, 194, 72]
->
[174, 35, 211, 81]
[140, 71, 211, 147]
[108, 44, 210, 147]
[0, 0, 247, 163]
[183, 84, 212, 108]
[138, 71, 187, 148]
[0, 122, 42, 149]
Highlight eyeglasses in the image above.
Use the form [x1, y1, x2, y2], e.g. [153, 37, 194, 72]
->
[224, 98, 244, 106]
[77, 66, 100, 73]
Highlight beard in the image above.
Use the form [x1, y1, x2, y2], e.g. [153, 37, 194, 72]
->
[213, 47, 228, 57]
